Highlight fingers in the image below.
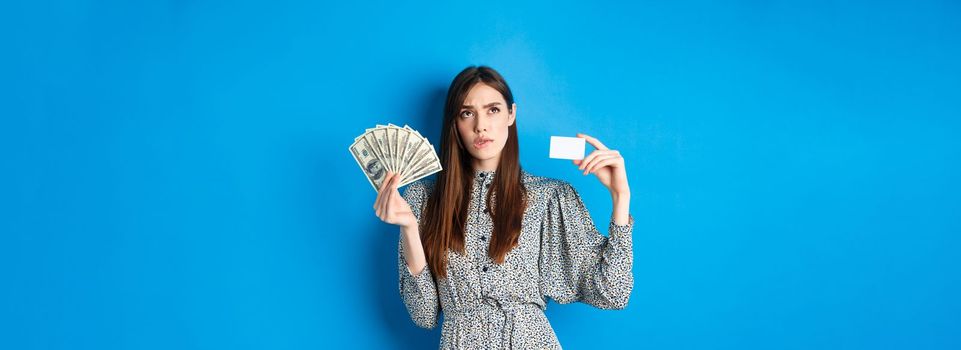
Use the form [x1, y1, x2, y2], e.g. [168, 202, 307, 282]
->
[578, 150, 598, 170]
[382, 186, 395, 220]
[577, 133, 609, 151]
[378, 173, 404, 223]
[374, 172, 390, 209]
[582, 153, 616, 175]
[379, 172, 394, 193]
[380, 174, 398, 219]
[377, 173, 394, 220]
[374, 172, 395, 218]
[586, 156, 621, 174]
[578, 149, 610, 171]
[390, 171, 401, 192]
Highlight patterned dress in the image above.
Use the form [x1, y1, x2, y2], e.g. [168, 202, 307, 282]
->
[398, 169, 634, 349]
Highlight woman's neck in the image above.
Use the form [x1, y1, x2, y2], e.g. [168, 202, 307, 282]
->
[472, 157, 499, 172]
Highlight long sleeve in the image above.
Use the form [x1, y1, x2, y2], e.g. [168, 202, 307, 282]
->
[539, 182, 635, 310]
[397, 180, 440, 329]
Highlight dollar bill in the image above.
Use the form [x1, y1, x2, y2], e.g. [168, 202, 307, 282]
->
[350, 124, 443, 192]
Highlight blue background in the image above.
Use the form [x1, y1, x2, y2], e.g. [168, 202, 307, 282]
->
[2, 0, 960, 349]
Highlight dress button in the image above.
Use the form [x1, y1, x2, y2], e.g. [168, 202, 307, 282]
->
[483, 208, 490, 214]
[480, 235, 487, 241]
[482, 266, 489, 272]
[485, 183, 490, 188]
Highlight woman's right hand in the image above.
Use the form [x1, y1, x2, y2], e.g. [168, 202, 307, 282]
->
[374, 171, 417, 230]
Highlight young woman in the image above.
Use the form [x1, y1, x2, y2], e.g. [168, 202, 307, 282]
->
[373, 66, 634, 349]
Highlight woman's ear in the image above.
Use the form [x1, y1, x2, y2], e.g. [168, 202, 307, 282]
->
[508, 103, 517, 126]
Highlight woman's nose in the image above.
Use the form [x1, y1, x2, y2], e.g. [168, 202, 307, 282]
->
[474, 118, 488, 133]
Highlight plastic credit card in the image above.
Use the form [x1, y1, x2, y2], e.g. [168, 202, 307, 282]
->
[549, 136, 586, 160]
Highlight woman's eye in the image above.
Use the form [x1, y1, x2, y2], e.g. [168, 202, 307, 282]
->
[489, 107, 500, 114]
[460, 110, 474, 118]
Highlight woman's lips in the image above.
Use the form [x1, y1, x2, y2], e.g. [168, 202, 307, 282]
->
[473, 139, 492, 149]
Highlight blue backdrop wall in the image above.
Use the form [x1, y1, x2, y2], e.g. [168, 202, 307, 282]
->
[2, 0, 960, 349]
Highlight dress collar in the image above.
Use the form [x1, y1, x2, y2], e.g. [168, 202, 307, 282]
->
[473, 169, 496, 179]
[472, 169, 533, 181]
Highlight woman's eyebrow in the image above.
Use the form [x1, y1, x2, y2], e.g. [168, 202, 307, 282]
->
[461, 102, 503, 109]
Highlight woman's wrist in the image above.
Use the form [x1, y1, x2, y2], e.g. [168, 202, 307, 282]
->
[610, 188, 630, 203]
[400, 222, 419, 236]
[611, 190, 631, 226]
[399, 223, 427, 276]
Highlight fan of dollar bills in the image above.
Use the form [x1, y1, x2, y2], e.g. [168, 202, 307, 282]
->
[349, 123, 443, 191]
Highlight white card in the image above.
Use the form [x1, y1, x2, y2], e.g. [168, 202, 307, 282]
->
[549, 136, 586, 160]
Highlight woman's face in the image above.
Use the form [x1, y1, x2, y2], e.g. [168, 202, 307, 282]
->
[455, 83, 517, 171]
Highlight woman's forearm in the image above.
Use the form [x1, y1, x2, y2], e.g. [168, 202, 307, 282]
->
[400, 225, 428, 275]
[611, 191, 631, 226]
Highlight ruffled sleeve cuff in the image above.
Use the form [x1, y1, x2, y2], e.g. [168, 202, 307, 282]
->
[608, 214, 634, 237]
[401, 253, 435, 294]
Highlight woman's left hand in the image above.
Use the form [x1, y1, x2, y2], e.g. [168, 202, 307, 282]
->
[573, 133, 630, 196]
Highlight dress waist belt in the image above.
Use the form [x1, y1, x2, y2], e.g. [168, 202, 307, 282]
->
[446, 297, 543, 350]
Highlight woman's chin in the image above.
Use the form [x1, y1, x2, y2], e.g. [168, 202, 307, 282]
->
[474, 148, 496, 158]
[467, 150, 500, 164]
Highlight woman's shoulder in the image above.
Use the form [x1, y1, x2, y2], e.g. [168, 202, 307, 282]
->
[522, 170, 574, 197]
[401, 177, 435, 201]
[403, 171, 572, 197]
[405, 177, 435, 189]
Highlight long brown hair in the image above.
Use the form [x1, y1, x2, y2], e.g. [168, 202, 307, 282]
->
[420, 66, 527, 279]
